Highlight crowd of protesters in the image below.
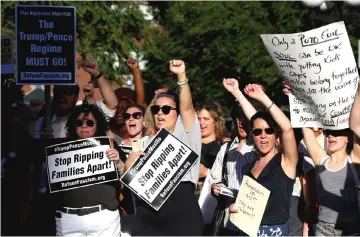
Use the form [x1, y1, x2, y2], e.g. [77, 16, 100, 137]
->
[1, 58, 360, 237]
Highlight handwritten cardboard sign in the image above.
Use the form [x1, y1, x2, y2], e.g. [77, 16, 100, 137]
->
[261, 21, 359, 129]
[15, 5, 76, 85]
[230, 175, 270, 237]
[46, 137, 118, 193]
[120, 129, 199, 211]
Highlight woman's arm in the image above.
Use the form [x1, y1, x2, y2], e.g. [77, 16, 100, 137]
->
[223, 78, 257, 120]
[126, 59, 147, 108]
[301, 128, 326, 166]
[349, 80, 360, 137]
[245, 84, 298, 178]
[169, 60, 195, 132]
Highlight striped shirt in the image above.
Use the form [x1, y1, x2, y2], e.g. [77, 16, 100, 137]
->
[316, 156, 360, 224]
[209, 137, 255, 230]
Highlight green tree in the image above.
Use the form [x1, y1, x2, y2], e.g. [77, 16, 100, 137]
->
[144, 1, 359, 113]
[1, 1, 150, 82]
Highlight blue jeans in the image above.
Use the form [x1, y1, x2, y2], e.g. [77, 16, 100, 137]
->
[257, 223, 288, 237]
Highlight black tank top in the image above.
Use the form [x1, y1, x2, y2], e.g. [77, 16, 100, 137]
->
[242, 152, 295, 225]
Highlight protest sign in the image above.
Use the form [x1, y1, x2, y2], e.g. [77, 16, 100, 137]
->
[15, 5, 76, 85]
[119, 145, 132, 159]
[1, 37, 14, 75]
[261, 21, 359, 129]
[46, 137, 118, 193]
[230, 176, 270, 237]
[121, 128, 199, 211]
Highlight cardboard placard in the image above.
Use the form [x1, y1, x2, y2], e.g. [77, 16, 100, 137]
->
[120, 129, 199, 211]
[261, 21, 359, 129]
[46, 137, 118, 193]
[230, 175, 270, 237]
[15, 5, 76, 85]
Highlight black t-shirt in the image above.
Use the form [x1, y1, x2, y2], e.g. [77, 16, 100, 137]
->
[243, 153, 295, 225]
[200, 140, 222, 169]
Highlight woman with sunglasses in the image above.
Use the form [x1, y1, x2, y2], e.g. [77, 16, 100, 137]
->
[301, 127, 360, 235]
[224, 78, 298, 236]
[53, 104, 122, 236]
[124, 60, 203, 235]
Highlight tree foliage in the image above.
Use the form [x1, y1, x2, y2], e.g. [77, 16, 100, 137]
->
[143, 1, 359, 112]
[1, 1, 150, 82]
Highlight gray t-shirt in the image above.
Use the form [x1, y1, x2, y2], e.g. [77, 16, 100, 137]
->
[142, 114, 201, 185]
[316, 156, 360, 224]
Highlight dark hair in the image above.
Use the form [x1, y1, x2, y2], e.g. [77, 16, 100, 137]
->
[249, 111, 279, 137]
[230, 103, 250, 138]
[155, 92, 180, 114]
[124, 104, 146, 115]
[324, 128, 353, 154]
[66, 104, 108, 140]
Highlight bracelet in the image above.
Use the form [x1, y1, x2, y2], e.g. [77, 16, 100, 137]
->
[177, 78, 188, 86]
[91, 71, 102, 80]
[267, 100, 274, 110]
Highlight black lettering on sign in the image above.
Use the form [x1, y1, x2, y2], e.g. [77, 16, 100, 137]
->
[299, 52, 311, 59]
[321, 28, 343, 40]
[324, 53, 340, 63]
[271, 37, 289, 50]
[278, 61, 295, 69]
[309, 76, 330, 89]
[314, 48, 324, 56]
[298, 62, 321, 74]
[274, 51, 296, 62]
[289, 71, 307, 80]
[328, 42, 342, 51]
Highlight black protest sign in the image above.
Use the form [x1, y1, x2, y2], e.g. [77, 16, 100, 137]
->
[121, 129, 199, 211]
[1, 37, 14, 75]
[119, 145, 132, 158]
[15, 5, 76, 85]
[46, 137, 118, 193]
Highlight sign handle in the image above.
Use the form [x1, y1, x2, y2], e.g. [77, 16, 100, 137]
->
[44, 85, 52, 129]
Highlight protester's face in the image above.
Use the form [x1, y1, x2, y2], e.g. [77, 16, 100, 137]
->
[236, 118, 248, 139]
[115, 99, 132, 125]
[55, 90, 77, 112]
[124, 107, 144, 137]
[76, 112, 97, 139]
[324, 130, 348, 153]
[197, 109, 216, 139]
[252, 118, 276, 155]
[153, 97, 177, 133]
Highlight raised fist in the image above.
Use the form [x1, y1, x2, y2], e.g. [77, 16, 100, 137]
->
[223, 78, 240, 95]
[244, 84, 266, 101]
[126, 59, 139, 70]
[169, 60, 185, 75]
[83, 83, 95, 97]
[81, 60, 100, 78]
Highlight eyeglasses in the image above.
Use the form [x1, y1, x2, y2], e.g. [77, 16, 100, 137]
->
[150, 105, 177, 115]
[123, 112, 143, 121]
[75, 119, 96, 127]
[252, 128, 276, 136]
[324, 130, 347, 137]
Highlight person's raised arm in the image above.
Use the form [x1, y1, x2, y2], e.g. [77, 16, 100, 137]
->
[126, 59, 147, 108]
[245, 84, 298, 176]
[350, 80, 360, 137]
[169, 60, 194, 132]
[82, 60, 118, 110]
[223, 78, 257, 120]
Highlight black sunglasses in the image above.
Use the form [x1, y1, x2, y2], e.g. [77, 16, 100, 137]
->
[252, 128, 276, 136]
[123, 112, 143, 121]
[150, 105, 177, 115]
[75, 119, 96, 127]
[324, 130, 348, 137]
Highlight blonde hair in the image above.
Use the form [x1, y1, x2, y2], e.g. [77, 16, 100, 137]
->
[195, 102, 227, 142]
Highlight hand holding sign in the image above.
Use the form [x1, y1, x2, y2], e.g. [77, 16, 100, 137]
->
[124, 151, 144, 171]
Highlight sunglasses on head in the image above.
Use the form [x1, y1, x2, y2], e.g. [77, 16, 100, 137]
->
[252, 128, 276, 136]
[75, 118, 96, 127]
[123, 112, 142, 121]
[150, 105, 177, 115]
[324, 130, 348, 137]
